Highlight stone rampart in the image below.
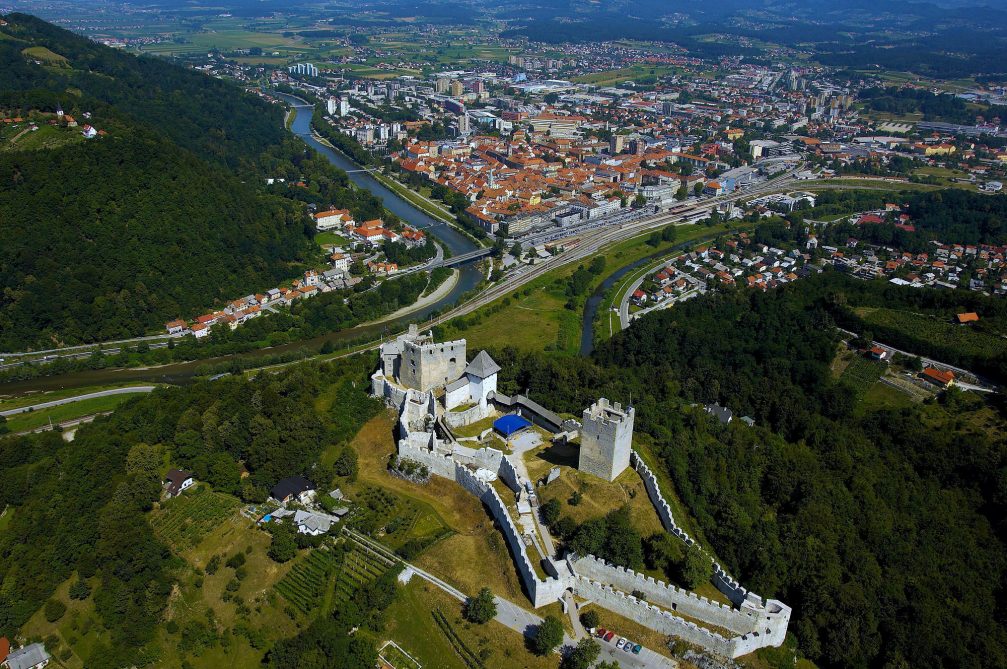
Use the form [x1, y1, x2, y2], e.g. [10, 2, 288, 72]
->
[498, 455, 522, 493]
[444, 402, 492, 429]
[574, 577, 735, 657]
[455, 464, 568, 608]
[568, 555, 756, 635]
[630, 451, 754, 607]
[399, 444, 457, 480]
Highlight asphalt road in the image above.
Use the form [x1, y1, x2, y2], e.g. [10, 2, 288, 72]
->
[0, 385, 157, 417]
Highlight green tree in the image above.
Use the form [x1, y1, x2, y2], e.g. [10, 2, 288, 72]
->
[268, 523, 298, 563]
[681, 544, 712, 590]
[531, 615, 565, 655]
[579, 609, 600, 630]
[694, 181, 705, 196]
[69, 579, 92, 601]
[540, 498, 561, 526]
[464, 587, 497, 624]
[44, 599, 67, 623]
[561, 638, 601, 669]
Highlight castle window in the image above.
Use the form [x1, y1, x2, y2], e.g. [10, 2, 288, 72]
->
[449, 357, 456, 364]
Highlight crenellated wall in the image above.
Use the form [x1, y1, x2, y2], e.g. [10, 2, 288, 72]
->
[568, 555, 757, 636]
[573, 577, 735, 657]
[444, 402, 492, 429]
[631, 451, 754, 606]
[454, 464, 566, 608]
[498, 455, 523, 493]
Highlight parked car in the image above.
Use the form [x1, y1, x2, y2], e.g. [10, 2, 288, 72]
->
[622, 640, 635, 652]
[632, 644, 643, 654]
[603, 631, 615, 642]
[596, 628, 608, 639]
[616, 638, 627, 649]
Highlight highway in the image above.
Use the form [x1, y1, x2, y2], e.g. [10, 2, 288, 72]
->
[0, 385, 157, 417]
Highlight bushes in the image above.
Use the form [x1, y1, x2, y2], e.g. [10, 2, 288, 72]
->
[44, 599, 67, 623]
[69, 579, 91, 601]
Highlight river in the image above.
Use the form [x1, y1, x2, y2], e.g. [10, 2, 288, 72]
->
[0, 97, 484, 395]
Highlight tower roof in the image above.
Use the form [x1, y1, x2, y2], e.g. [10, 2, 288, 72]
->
[465, 350, 501, 378]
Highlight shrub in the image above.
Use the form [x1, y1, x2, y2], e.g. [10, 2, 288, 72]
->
[44, 599, 67, 623]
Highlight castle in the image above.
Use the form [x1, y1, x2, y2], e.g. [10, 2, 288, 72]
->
[370, 328, 790, 659]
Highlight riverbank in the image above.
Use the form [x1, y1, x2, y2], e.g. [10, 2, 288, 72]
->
[375, 269, 459, 324]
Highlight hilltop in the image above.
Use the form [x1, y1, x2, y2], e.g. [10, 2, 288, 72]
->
[0, 15, 374, 350]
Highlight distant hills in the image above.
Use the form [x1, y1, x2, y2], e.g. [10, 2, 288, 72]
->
[0, 14, 315, 350]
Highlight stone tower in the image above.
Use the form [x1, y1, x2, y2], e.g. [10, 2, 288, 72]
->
[578, 398, 635, 482]
[398, 337, 467, 392]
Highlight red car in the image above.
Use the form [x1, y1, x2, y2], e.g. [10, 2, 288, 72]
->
[603, 631, 615, 642]
[596, 628, 608, 639]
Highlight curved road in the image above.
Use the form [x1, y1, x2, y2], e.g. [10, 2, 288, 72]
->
[0, 386, 157, 417]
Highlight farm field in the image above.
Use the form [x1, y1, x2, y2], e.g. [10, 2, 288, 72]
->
[151, 486, 241, 550]
[383, 579, 556, 669]
[573, 64, 680, 86]
[855, 307, 1007, 359]
[274, 546, 344, 615]
[22, 45, 69, 65]
[1, 123, 84, 152]
[839, 356, 886, 396]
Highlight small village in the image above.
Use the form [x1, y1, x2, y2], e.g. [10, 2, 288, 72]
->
[163, 211, 429, 338]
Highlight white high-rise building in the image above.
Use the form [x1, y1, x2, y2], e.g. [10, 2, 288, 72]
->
[339, 98, 350, 117]
[326, 97, 338, 115]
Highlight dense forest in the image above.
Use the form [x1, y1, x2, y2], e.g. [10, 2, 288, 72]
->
[488, 273, 1007, 669]
[0, 356, 382, 667]
[0, 15, 400, 350]
[0, 133, 311, 349]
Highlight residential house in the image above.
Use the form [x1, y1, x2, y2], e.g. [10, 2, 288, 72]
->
[921, 367, 955, 388]
[3, 643, 50, 669]
[270, 476, 316, 505]
[164, 469, 195, 498]
[165, 319, 188, 335]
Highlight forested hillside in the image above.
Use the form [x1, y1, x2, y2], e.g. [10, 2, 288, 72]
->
[0, 134, 311, 349]
[0, 13, 285, 170]
[0, 357, 381, 668]
[0, 14, 392, 349]
[488, 273, 1007, 669]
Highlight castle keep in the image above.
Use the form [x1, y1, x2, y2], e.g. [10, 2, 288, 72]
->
[578, 398, 635, 482]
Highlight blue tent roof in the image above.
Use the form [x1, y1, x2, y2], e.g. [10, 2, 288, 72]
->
[494, 414, 532, 437]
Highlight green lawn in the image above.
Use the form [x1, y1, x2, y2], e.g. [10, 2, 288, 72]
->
[4, 394, 137, 432]
[0, 506, 12, 534]
[315, 231, 349, 247]
[859, 382, 916, 414]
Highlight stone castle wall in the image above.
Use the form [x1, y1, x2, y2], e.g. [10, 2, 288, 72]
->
[443, 402, 492, 430]
[455, 464, 565, 608]
[498, 455, 522, 493]
[568, 555, 757, 635]
[573, 577, 735, 657]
